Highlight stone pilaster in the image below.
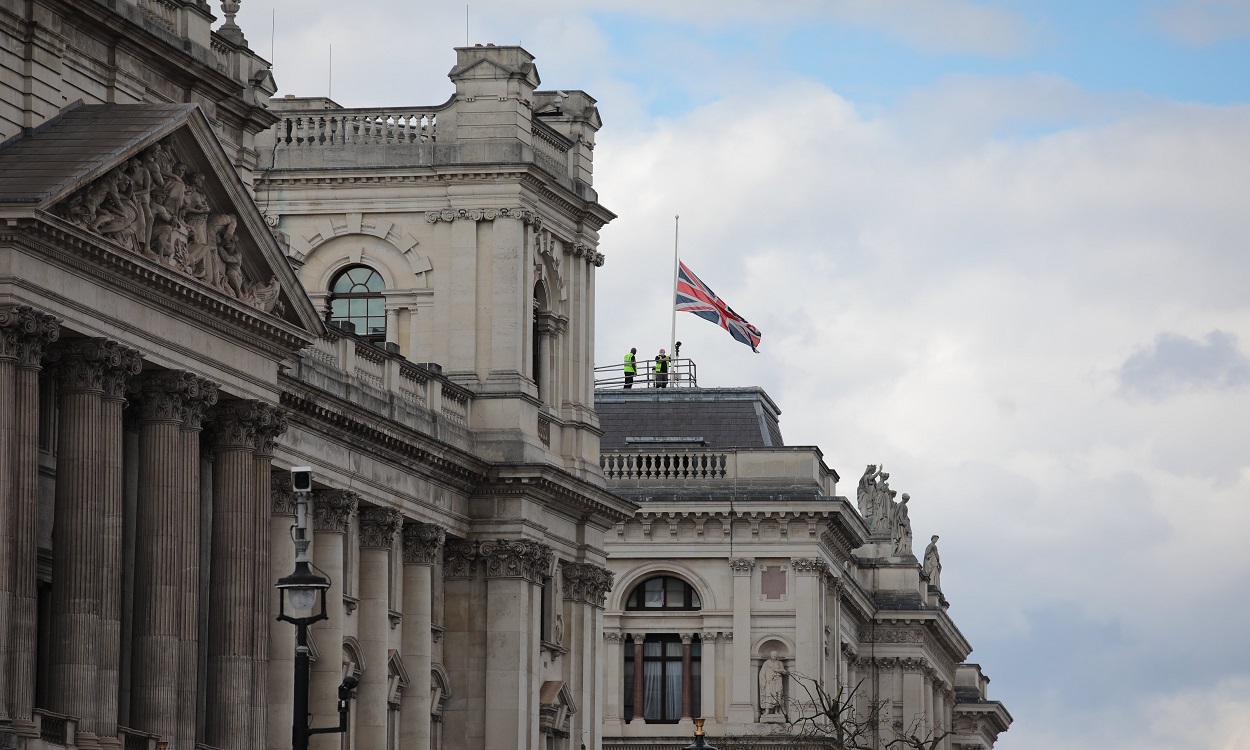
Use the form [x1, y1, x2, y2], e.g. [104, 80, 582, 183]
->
[267, 474, 297, 750]
[97, 345, 143, 746]
[205, 399, 264, 750]
[309, 489, 356, 735]
[175, 378, 217, 750]
[400, 522, 445, 750]
[357, 508, 402, 750]
[793, 558, 827, 689]
[46, 340, 125, 748]
[129, 370, 196, 743]
[728, 558, 755, 722]
[478, 539, 552, 749]
[700, 632, 718, 721]
[602, 632, 625, 730]
[561, 562, 612, 747]
[250, 406, 286, 750]
[0, 307, 58, 734]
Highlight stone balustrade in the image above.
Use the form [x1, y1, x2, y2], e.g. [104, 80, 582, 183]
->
[601, 446, 837, 494]
[273, 108, 440, 147]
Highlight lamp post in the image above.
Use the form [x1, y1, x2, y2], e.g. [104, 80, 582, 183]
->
[276, 467, 356, 750]
[683, 717, 718, 750]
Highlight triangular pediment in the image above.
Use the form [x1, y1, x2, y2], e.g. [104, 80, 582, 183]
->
[0, 102, 323, 340]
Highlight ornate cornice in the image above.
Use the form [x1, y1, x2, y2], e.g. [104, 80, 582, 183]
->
[729, 558, 755, 575]
[561, 562, 614, 607]
[402, 522, 446, 565]
[0, 305, 60, 367]
[359, 507, 402, 549]
[478, 539, 553, 583]
[792, 557, 829, 576]
[271, 473, 296, 516]
[312, 489, 358, 533]
[858, 627, 925, 645]
[442, 539, 478, 579]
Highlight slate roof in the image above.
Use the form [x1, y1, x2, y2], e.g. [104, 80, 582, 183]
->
[0, 102, 195, 204]
[594, 387, 784, 451]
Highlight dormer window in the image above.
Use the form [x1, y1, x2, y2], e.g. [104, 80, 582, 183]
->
[328, 265, 386, 340]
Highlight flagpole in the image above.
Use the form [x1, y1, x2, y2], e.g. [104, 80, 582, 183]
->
[670, 214, 679, 358]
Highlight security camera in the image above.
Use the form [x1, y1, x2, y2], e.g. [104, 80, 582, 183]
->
[291, 466, 313, 492]
[339, 675, 359, 699]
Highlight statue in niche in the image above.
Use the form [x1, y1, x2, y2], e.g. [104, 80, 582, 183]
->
[758, 651, 786, 719]
[56, 139, 286, 316]
[923, 534, 942, 589]
[893, 494, 913, 557]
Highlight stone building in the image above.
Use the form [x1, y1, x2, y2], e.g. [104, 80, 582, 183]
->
[595, 386, 1012, 749]
[1, 3, 625, 750]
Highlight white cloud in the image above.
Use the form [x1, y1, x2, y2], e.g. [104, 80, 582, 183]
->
[1152, 0, 1250, 45]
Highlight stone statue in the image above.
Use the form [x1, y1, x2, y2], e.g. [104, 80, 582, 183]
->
[758, 650, 786, 719]
[893, 493, 913, 557]
[873, 471, 897, 534]
[923, 535, 941, 589]
[857, 464, 880, 526]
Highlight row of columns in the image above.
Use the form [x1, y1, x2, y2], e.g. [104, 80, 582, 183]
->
[0, 305, 286, 750]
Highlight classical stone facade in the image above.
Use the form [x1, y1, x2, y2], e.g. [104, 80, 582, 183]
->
[0, 4, 628, 750]
[596, 387, 1012, 749]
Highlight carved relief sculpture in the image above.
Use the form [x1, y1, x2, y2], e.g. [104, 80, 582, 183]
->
[56, 137, 285, 315]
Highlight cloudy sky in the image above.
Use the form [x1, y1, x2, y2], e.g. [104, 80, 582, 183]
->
[234, 1, 1250, 747]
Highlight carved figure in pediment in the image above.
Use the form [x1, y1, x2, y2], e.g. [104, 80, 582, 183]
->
[183, 172, 211, 241]
[125, 157, 159, 258]
[92, 168, 141, 251]
[245, 277, 285, 315]
[157, 162, 189, 228]
[219, 230, 246, 298]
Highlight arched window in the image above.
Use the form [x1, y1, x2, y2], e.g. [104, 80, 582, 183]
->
[625, 576, 702, 611]
[328, 265, 386, 340]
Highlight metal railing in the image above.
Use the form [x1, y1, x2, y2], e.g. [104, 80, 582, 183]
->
[594, 357, 697, 389]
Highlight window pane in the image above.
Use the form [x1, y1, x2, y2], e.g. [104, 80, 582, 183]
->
[666, 578, 686, 607]
[643, 641, 662, 657]
[644, 579, 663, 608]
[348, 267, 370, 285]
[332, 274, 354, 293]
[664, 662, 682, 720]
[665, 640, 682, 657]
[330, 299, 348, 318]
[691, 589, 701, 609]
[365, 270, 385, 291]
[368, 321, 386, 337]
[368, 297, 385, 316]
[349, 298, 366, 317]
[627, 590, 637, 608]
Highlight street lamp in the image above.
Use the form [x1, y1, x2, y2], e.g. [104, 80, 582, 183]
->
[683, 718, 718, 750]
[276, 466, 356, 750]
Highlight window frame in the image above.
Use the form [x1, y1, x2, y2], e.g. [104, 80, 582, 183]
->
[624, 575, 702, 612]
[327, 265, 388, 342]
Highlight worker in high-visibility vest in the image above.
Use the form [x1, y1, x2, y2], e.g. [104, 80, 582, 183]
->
[623, 348, 637, 388]
[654, 348, 670, 388]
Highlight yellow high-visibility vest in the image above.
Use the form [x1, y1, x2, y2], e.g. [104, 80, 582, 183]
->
[624, 352, 637, 374]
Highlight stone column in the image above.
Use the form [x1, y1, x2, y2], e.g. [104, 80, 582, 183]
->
[309, 490, 356, 736]
[400, 523, 445, 750]
[129, 371, 195, 743]
[727, 558, 755, 723]
[250, 406, 287, 750]
[901, 659, 925, 740]
[97, 345, 142, 748]
[0, 307, 58, 735]
[700, 632, 717, 721]
[629, 633, 645, 724]
[793, 558, 827, 688]
[357, 508, 402, 750]
[267, 475, 297, 750]
[174, 379, 217, 750]
[680, 633, 694, 723]
[46, 340, 133, 748]
[479, 539, 550, 749]
[560, 562, 612, 748]
[440, 540, 479, 750]
[205, 400, 263, 749]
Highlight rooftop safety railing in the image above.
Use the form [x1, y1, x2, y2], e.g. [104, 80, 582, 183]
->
[594, 357, 697, 389]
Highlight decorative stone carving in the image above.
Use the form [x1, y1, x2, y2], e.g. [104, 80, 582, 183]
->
[130, 370, 195, 423]
[561, 562, 613, 607]
[208, 398, 269, 448]
[0, 306, 60, 366]
[252, 403, 288, 456]
[402, 523, 446, 565]
[442, 539, 478, 579]
[49, 338, 112, 393]
[359, 507, 402, 549]
[180, 378, 220, 431]
[271, 473, 296, 517]
[101, 345, 144, 402]
[424, 206, 538, 225]
[478, 539, 553, 583]
[54, 137, 285, 315]
[894, 493, 913, 557]
[923, 534, 942, 589]
[312, 490, 358, 533]
[758, 651, 786, 719]
[603, 632, 626, 645]
[728, 558, 755, 575]
[791, 558, 828, 576]
[857, 627, 925, 644]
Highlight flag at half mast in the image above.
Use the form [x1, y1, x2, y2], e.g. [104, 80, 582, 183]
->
[675, 261, 762, 352]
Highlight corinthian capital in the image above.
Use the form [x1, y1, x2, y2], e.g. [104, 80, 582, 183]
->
[402, 523, 446, 565]
[102, 345, 144, 402]
[49, 338, 113, 394]
[130, 370, 196, 423]
[358, 507, 403, 549]
[271, 473, 296, 516]
[0, 306, 60, 367]
[443, 539, 478, 579]
[253, 403, 288, 456]
[478, 539, 553, 583]
[180, 377, 220, 431]
[792, 558, 829, 576]
[312, 489, 358, 533]
[561, 562, 615, 607]
[729, 558, 755, 575]
[208, 399, 266, 449]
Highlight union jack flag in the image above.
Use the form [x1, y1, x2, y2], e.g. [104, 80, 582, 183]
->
[676, 262, 762, 352]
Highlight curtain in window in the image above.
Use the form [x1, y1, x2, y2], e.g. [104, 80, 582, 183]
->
[665, 661, 683, 720]
[643, 657, 663, 719]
